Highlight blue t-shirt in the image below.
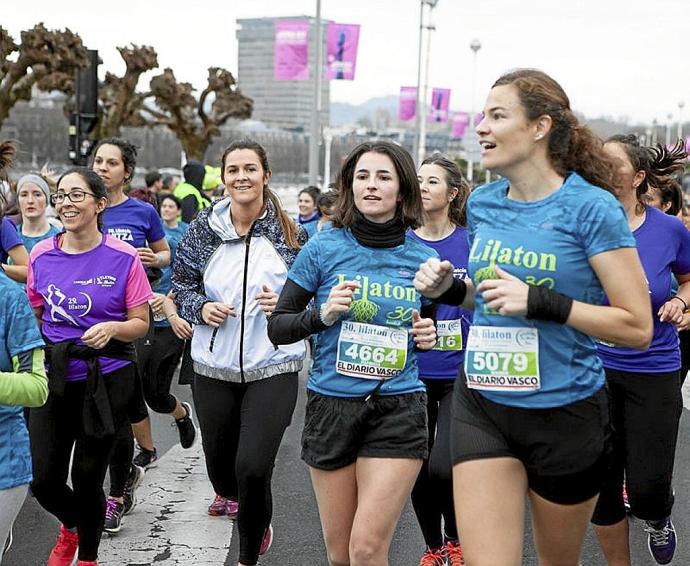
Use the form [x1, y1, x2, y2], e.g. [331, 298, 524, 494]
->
[288, 228, 437, 397]
[0, 217, 24, 263]
[598, 206, 690, 372]
[467, 172, 636, 408]
[297, 213, 320, 239]
[0, 271, 45, 489]
[408, 226, 472, 380]
[16, 223, 61, 253]
[155, 221, 189, 328]
[102, 198, 165, 249]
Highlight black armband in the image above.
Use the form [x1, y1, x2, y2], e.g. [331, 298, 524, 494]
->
[433, 278, 467, 306]
[526, 285, 573, 324]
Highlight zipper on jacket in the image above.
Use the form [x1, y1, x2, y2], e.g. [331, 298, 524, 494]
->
[209, 327, 219, 352]
[238, 229, 253, 383]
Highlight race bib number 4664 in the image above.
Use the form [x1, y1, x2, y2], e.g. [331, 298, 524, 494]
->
[464, 326, 540, 391]
[336, 321, 408, 380]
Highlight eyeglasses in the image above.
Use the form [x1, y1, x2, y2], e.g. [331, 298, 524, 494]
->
[51, 189, 99, 205]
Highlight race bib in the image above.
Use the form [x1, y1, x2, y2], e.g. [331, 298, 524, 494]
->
[433, 319, 464, 351]
[336, 321, 408, 380]
[464, 326, 540, 391]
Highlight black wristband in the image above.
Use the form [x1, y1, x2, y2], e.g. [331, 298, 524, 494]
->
[671, 295, 688, 311]
[434, 278, 467, 306]
[525, 285, 573, 324]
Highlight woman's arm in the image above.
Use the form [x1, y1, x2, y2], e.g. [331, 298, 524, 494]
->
[172, 223, 212, 324]
[267, 279, 325, 345]
[0, 348, 47, 407]
[414, 258, 476, 310]
[137, 237, 171, 269]
[81, 303, 149, 349]
[2, 244, 28, 283]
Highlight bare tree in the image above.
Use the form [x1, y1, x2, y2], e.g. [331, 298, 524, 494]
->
[0, 24, 88, 128]
[143, 67, 253, 161]
[92, 45, 159, 139]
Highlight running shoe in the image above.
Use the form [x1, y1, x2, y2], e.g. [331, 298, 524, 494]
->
[419, 547, 445, 566]
[123, 464, 145, 515]
[47, 524, 79, 566]
[225, 498, 239, 520]
[133, 446, 158, 469]
[444, 540, 465, 566]
[643, 517, 676, 564]
[173, 401, 197, 449]
[103, 498, 124, 533]
[259, 524, 273, 556]
[207, 494, 228, 516]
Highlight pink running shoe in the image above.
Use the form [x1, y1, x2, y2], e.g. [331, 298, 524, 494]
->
[225, 498, 239, 520]
[208, 495, 228, 516]
[47, 524, 79, 566]
[259, 524, 273, 555]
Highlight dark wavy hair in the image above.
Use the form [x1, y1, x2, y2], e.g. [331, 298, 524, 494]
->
[607, 135, 688, 215]
[421, 153, 470, 227]
[56, 167, 108, 230]
[93, 137, 138, 184]
[493, 69, 618, 193]
[220, 138, 302, 250]
[332, 140, 424, 229]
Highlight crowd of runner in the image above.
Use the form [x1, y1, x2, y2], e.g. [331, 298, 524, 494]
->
[0, 68, 689, 566]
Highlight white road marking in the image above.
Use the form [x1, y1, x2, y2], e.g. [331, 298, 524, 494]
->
[98, 441, 233, 565]
[683, 373, 690, 410]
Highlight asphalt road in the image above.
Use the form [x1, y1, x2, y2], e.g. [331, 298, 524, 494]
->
[5, 367, 690, 565]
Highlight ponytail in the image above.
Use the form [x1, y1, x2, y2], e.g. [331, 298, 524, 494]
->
[265, 188, 302, 250]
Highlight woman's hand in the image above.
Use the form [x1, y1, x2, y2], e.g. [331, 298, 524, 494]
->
[256, 285, 279, 317]
[82, 322, 118, 349]
[169, 314, 193, 340]
[414, 258, 455, 299]
[675, 311, 690, 331]
[136, 247, 159, 267]
[477, 265, 529, 316]
[321, 281, 360, 325]
[659, 298, 685, 325]
[201, 302, 236, 328]
[149, 293, 166, 316]
[410, 309, 436, 350]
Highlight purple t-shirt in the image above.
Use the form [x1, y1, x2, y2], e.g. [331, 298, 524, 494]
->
[27, 234, 153, 380]
[102, 198, 165, 248]
[408, 226, 473, 379]
[0, 217, 24, 263]
[598, 206, 690, 372]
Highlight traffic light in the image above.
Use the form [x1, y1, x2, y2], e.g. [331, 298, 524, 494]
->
[69, 49, 99, 165]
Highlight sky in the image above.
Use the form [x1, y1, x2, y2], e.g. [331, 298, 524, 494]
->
[6, 0, 689, 126]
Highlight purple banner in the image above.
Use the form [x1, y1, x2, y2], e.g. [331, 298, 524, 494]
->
[474, 112, 483, 126]
[428, 88, 451, 123]
[399, 87, 417, 121]
[452, 112, 470, 139]
[326, 23, 360, 80]
[274, 21, 310, 81]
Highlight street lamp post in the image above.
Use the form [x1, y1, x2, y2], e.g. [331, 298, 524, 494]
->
[678, 101, 685, 141]
[308, 0, 323, 187]
[666, 113, 674, 147]
[414, 0, 440, 167]
[466, 38, 481, 183]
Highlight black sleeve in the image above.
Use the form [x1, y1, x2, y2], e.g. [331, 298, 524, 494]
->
[267, 279, 328, 345]
[433, 278, 467, 306]
[180, 195, 198, 224]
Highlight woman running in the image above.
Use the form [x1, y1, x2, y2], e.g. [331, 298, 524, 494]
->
[414, 69, 652, 566]
[28, 166, 151, 566]
[15, 173, 61, 253]
[591, 135, 690, 566]
[268, 140, 437, 565]
[90, 137, 176, 534]
[409, 154, 470, 566]
[134, 194, 195, 467]
[296, 186, 321, 238]
[0, 141, 47, 564]
[173, 139, 307, 566]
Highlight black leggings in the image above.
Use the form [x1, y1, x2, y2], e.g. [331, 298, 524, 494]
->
[194, 372, 298, 566]
[142, 326, 185, 414]
[591, 368, 682, 526]
[411, 379, 457, 549]
[679, 330, 690, 386]
[30, 365, 135, 561]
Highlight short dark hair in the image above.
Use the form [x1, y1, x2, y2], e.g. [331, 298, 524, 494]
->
[332, 140, 423, 229]
[161, 193, 182, 210]
[145, 171, 161, 188]
[299, 185, 321, 205]
[93, 137, 138, 184]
